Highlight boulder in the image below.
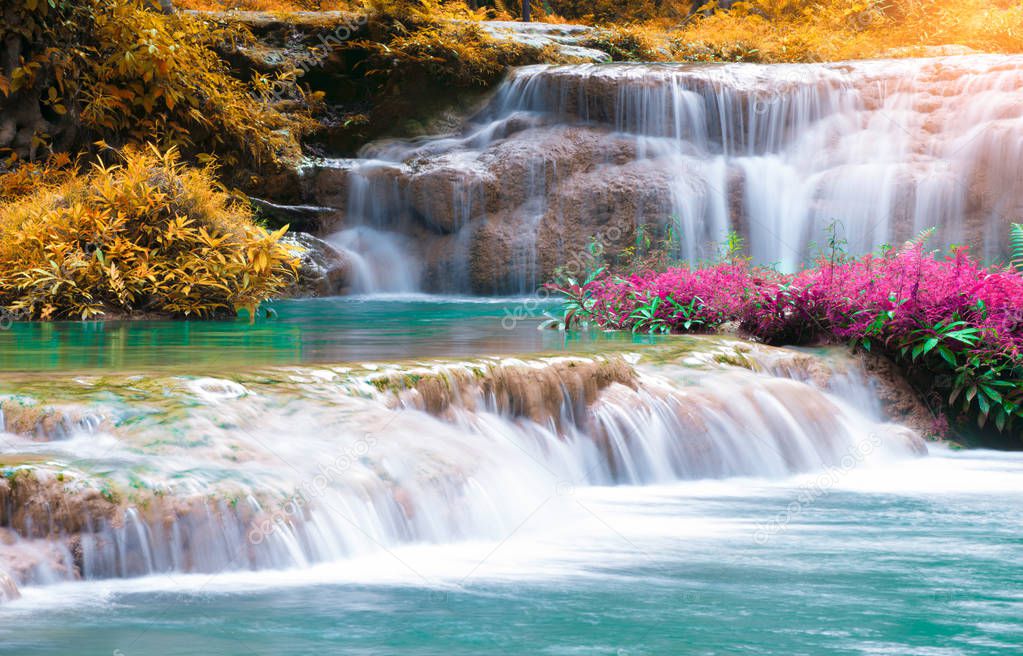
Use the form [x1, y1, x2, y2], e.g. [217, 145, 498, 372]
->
[408, 156, 496, 233]
[280, 232, 352, 298]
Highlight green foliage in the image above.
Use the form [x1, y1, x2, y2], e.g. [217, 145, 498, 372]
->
[720, 230, 749, 267]
[901, 226, 936, 254]
[628, 293, 708, 335]
[1010, 223, 1023, 275]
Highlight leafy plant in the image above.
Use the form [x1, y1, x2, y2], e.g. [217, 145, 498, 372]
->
[1, 0, 315, 185]
[556, 226, 1023, 439]
[545, 266, 605, 329]
[0, 145, 299, 320]
[1010, 223, 1023, 275]
[900, 226, 936, 254]
[627, 292, 668, 334]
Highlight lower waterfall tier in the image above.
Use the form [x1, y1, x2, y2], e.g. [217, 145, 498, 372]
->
[0, 343, 925, 588]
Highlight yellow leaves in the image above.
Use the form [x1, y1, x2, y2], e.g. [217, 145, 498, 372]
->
[40, 86, 67, 114]
[38, 1, 307, 174]
[0, 145, 297, 320]
[10, 61, 42, 93]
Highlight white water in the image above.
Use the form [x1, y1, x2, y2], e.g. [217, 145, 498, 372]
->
[312, 54, 1023, 290]
[4, 446, 1017, 609]
[328, 226, 421, 293]
[0, 355, 924, 589]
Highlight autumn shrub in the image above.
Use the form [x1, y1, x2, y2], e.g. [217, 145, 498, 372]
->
[0, 153, 80, 203]
[383, 20, 541, 85]
[582, 25, 666, 61]
[0, 0, 315, 183]
[667, 0, 1023, 63]
[357, 0, 554, 87]
[175, 0, 360, 9]
[0, 146, 299, 320]
[537, 0, 689, 23]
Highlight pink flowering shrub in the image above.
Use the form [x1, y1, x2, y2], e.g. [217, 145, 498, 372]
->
[548, 247, 1023, 437]
[582, 264, 751, 333]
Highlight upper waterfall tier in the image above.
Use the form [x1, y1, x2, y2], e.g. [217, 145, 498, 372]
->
[304, 54, 1023, 293]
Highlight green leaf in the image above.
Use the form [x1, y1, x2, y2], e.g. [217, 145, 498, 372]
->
[981, 385, 1003, 403]
[937, 347, 956, 366]
[1010, 223, 1023, 274]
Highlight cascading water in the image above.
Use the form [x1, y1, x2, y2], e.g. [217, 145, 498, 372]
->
[307, 54, 1023, 291]
[0, 349, 924, 589]
[318, 160, 423, 294]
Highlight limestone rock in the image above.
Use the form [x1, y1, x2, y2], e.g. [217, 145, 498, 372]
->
[280, 232, 352, 298]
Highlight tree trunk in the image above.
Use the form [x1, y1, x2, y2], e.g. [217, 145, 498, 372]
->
[521, 0, 530, 22]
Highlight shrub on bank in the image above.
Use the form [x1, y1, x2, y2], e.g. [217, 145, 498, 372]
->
[0, 146, 299, 321]
[1, 0, 314, 186]
[549, 238, 1023, 437]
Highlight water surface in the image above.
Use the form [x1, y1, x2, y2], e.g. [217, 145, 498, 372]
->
[0, 296, 655, 373]
[1, 448, 1020, 655]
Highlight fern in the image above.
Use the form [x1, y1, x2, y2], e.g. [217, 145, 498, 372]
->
[900, 226, 935, 253]
[1010, 223, 1023, 275]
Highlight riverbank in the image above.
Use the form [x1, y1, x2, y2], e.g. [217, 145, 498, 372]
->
[548, 241, 1023, 444]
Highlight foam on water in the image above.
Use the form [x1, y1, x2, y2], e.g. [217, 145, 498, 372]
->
[2, 447, 1018, 614]
[0, 353, 924, 591]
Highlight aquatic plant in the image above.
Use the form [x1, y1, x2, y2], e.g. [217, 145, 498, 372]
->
[0, 145, 299, 320]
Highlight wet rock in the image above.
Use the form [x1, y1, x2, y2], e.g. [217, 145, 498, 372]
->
[280, 232, 352, 298]
[465, 156, 677, 292]
[0, 398, 108, 441]
[250, 197, 341, 233]
[475, 21, 611, 63]
[301, 160, 354, 219]
[408, 156, 496, 233]
[374, 355, 638, 430]
[858, 353, 942, 438]
[0, 470, 119, 538]
[0, 566, 18, 603]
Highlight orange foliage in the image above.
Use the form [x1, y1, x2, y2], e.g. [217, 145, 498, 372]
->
[0, 146, 299, 320]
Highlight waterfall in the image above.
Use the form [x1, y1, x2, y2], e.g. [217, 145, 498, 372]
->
[305, 54, 1023, 292]
[0, 351, 924, 585]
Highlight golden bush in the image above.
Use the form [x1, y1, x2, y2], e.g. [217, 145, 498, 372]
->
[583, 25, 667, 61]
[1, 0, 315, 180]
[357, 0, 554, 87]
[0, 146, 299, 320]
[668, 0, 1023, 63]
